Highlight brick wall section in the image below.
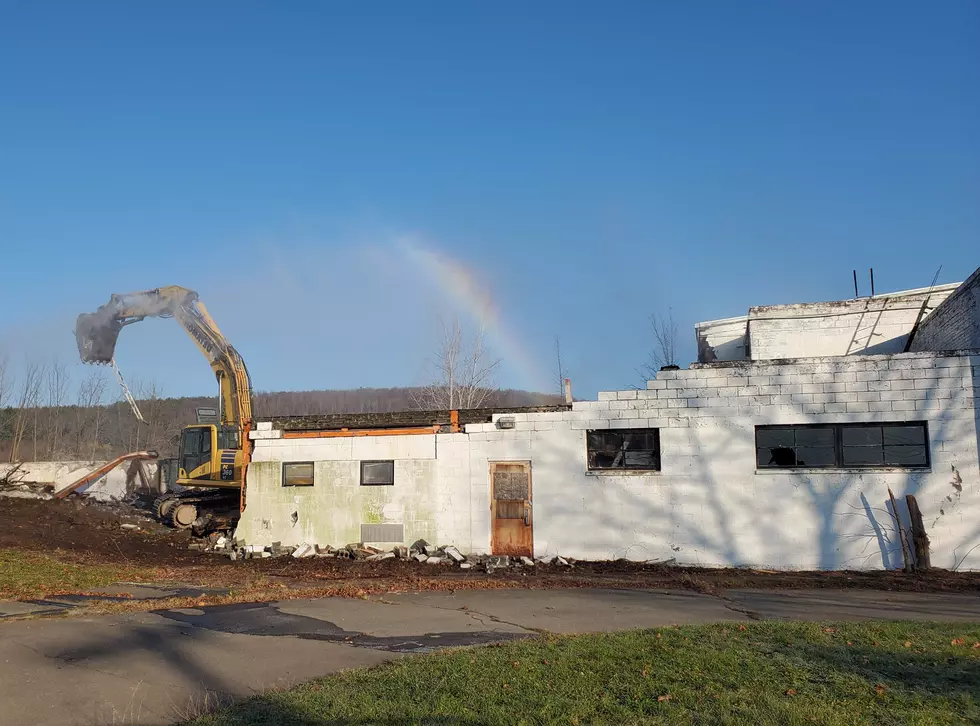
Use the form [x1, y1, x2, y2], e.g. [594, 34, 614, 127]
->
[909, 267, 980, 353]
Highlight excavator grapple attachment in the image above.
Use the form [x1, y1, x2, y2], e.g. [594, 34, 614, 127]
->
[75, 310, 124, 364]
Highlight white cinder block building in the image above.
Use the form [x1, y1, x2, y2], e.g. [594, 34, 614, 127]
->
[236, 271, 980, 571]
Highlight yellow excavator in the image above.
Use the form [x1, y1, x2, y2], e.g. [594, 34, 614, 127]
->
[75, 286, 252, 529]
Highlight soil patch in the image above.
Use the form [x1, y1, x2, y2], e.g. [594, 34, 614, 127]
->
[2, 496, 978, 595]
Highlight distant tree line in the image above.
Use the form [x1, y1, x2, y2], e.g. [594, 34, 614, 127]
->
[0, 357, 557, 462]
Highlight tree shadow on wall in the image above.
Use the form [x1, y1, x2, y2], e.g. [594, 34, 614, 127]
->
[535, 368, 976, 571]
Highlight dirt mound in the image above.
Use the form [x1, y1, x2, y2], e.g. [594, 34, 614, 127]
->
[0, 496, 198, 566]
[2, 497, 978, 593]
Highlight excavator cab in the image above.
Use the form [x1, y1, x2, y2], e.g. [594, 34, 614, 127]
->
[177, 424, 243, 488]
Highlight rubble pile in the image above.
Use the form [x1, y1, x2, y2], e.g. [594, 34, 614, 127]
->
[194, 534, 575, 572]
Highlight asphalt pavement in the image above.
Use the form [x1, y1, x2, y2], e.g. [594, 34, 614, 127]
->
[0, 587, 977, 725]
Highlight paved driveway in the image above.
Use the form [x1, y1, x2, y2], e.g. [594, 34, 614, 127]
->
[1, 587, 977, 725]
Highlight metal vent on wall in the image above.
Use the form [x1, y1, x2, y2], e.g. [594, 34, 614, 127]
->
[360, 523, 405, 543]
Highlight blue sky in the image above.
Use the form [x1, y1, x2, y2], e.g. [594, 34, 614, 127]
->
[1, 1, 977, 402]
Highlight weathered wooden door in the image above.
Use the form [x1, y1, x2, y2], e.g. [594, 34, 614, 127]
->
[490, 461, 532, 557]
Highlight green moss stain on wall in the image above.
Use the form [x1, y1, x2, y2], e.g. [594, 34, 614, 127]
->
[240, 441, 444, 548]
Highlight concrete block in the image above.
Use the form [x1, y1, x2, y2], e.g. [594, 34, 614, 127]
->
[444, 546, 465, 562]
[292, 543, 315, 558]
[617, 390, 638, 400]
[256, 421, 273, 431]
[646, 380, 667, 390]
[598, 391, 617, 401]
[845, 381, 869, 392]
[846, 401, 870, 413]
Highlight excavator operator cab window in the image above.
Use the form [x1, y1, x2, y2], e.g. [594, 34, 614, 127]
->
[180, 426, 212, 476]
[217, 427, 239, 451]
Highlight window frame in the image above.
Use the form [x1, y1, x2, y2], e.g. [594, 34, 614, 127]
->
[282, 461, 315, 487]
[360, 460, 395, 486]
[586, 428, 661, 472]
[755, 422, 930, 470]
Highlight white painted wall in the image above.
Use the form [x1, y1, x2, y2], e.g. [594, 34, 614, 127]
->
[748, 286, 956, 360]
[0, 460, 160, 501]
[238, 352, 980, 571]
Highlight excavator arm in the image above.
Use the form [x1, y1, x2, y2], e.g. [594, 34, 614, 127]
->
[75, 286, 253, 494]
[75, 286, 252, 428]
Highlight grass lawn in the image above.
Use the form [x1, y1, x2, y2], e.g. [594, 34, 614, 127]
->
[188, 620, 980, 726]
[0, 548, 154, 599]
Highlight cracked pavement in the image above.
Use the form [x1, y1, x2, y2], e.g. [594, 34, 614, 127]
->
[1, 587, 977, 725]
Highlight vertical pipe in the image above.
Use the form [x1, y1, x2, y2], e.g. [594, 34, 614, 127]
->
[870, 268, 875, 297]
[853, 270, 859, 298]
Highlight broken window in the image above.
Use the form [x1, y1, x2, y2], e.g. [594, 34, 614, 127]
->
[360, 460, 395, 486]
[587, 429, 661, 471]
[756, 422, 928, 469]
[283, 462, 315, 487]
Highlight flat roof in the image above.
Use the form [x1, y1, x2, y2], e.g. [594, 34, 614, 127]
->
[261, 405, 570, 432]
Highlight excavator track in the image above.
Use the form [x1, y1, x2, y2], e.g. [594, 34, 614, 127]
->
[154, 490, 240, 529]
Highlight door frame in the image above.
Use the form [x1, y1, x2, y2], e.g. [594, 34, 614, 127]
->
[489, 460, 533, 557]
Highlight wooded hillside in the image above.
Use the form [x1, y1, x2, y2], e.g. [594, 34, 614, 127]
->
[0, 386, 560, 462]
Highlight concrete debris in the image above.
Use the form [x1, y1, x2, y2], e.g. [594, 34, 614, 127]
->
[215, 536, 228, 548]
[424, 544, 440, 556]
[536, 555, 556, 565]
[367, 551, 396, 561]
[413, 552, 429, 563]
[292, 543, 315, 559]
[444, 546, 465, 563]
[120, 523, 139, 530]
[426, 556, 444, 564]
[393, 546, 409, 559]
[520, 556, 535, 566]
[555, 556, 570, 567]
[459, 562, 473, 570]
[410, 539, 429, 553]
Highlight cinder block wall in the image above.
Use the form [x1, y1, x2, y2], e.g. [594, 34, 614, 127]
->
[748, 288, 956, 360]
[910, 268, 980, 353]
[239, 352, 980, 571]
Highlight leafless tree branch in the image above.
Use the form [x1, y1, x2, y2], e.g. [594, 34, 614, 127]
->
[639, 307, 679, 383]
[414, 315, 501, 410]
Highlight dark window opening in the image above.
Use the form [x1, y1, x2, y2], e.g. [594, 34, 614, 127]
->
[587, 429, 661, 471]
[180, 427, 212, 474]
[283, 462, 314, 487]
[217, 427, 239, 451]
[361, 460, 395, 486]
[756, 423, 928, 469]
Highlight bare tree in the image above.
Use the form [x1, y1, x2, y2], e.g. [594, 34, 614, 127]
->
[9, 358, 45, 462]
[75, 368, 109, 460]
[553, 336, 569, 399]
[640, 308, 680, 382]
[414, 316, 501, 410]
[43, 359, 71, 459]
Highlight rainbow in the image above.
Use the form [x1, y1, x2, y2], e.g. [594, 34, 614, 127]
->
[398, 238, 551, 395]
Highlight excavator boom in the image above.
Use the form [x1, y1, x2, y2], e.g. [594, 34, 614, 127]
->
[75, 287, 252, 427]
[74, 288, 253, 523]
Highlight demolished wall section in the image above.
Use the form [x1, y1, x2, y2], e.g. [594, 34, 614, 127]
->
[0, 460, 160, 501]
